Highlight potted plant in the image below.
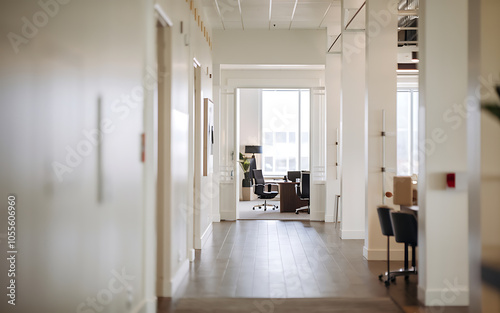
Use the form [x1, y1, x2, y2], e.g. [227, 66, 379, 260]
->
[482, 86, 500, 121]
[239, 152, 253, 187]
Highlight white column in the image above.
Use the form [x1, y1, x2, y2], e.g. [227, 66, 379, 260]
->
[326, 53, 341, 223]
[212, 64, 221, 222]
[363, 0, 398, 260]
[340, 0, 366, 239]
[418, 0, 469, 306]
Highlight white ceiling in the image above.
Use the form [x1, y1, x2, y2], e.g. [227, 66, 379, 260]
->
[201, 0, 341, 30]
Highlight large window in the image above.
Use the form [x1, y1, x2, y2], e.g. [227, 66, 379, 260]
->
[397, 89, 419, 175]
[262, 89, 310, 175]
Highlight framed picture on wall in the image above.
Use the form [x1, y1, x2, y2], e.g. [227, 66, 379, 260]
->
[203, 98, 214, 176]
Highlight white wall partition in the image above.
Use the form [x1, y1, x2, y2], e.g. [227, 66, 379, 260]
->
[418, 0, 469, 306]
[363, 0, 398, 260]
[219, 86, 237, 220]
[340, 0, 367, 239]
[310, 87, 328, 221]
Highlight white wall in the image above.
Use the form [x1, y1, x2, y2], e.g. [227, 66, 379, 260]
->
[0, 0, 151, 312]
[238, 88, 261, 199]
[188, 1, 214, 251]
[340, 0, 367, 239]
[363, 0, 398, 261]
[0, 1, 214, 312]
[155, 0, 213, 295]
[418, 0, 469, 306]
[325, 54, 342, 223]
[239, 88, 261, 158]
[213, 30, 327, 65]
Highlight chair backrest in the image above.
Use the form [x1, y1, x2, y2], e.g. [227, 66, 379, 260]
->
[248, 157, 256, 181]
[377, 206, 394, 237]
[390, 211, 418, 246]
[252, 169, 265, 185]
[300, 172, 310, 198]
[287, 171, 301, 182]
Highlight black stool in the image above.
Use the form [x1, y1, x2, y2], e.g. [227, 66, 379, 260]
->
[377, 206, 396, 286]
[390, 211, 418, 282]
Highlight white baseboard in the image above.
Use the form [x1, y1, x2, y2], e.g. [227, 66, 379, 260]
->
[200, 222, 213, 249]
[170, 259, 189, 297]
[325, 215, 334, 223]
[418, 284, 469, 307]
[341, 229, 364, 239]
[212, 213, 221, 222]
[362, 246, 415, 261]
[310, 211, 325, 221]
[188, 248, 195, 262]
[220, 211, 236, 221]
[131, 297, 157, 313]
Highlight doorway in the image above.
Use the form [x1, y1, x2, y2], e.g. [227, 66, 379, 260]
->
[155, 12, 172, 297]
[236, 88, 311, 221]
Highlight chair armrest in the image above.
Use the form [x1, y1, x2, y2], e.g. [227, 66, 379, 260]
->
[264, 182, 278, 192]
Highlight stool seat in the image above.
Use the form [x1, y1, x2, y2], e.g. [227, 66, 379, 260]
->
[390, 211, 418, 282]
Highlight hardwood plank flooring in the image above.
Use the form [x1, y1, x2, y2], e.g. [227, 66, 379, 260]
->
[158, 220, 469, 313]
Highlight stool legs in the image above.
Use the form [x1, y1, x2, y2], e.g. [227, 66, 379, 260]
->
[378, 236, 395, 286]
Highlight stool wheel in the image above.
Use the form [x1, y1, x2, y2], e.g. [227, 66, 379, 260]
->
[378, 275, 383, 281]
[384, 280, 390, 287]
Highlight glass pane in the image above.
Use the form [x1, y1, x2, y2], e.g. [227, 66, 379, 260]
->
[275, 158, 287, 172]
[262, 89, 300, 175]
[289, 157, 297, 170]
[264, 157, 273, 172]
[276, 132, 287, 143]
[300, 89, 310, 171]
[412, 91, 419, 175]
[397, 90, 411, 175]
[301, 157, 309, 171]
[264, 132, 273, 145]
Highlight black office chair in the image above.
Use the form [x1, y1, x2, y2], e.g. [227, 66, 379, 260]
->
[287, 171, 301, 182]
[377, 206, 396, 286]
[252, 169, 278, 211]
[295, 172, 310, 214]
[390, 211, 418, 282]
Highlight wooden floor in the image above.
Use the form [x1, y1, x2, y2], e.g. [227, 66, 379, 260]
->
[158, 220, 469, 313]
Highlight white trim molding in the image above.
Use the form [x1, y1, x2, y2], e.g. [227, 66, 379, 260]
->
[341, 230, 364, 239]
[131, 297, 157, 313]
[200, 223, 213, 249]
[418, 285, 469, 307]
[362, 246, 416, 261]
[170, 259, 189, 297]
[212, 213, 221, 222]
[154, 4, 173, 27]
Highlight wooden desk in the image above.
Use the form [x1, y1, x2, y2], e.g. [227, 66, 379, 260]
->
[278, 182, 309, 213]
